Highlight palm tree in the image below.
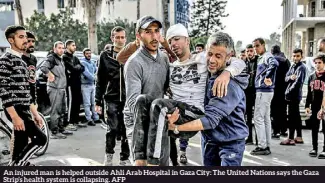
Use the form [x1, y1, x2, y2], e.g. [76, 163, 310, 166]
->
[14, 0, 24, 26]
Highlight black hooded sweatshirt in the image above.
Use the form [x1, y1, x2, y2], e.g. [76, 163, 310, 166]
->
[273, 52, 290, 99]
[62, 51, 85, 86]
[305, 71, 325, 110]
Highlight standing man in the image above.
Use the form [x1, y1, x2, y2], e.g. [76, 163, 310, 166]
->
[63, 40, 86, 129]
[239, 49, 247, 61]
[0, 26, 47, 166]
[167, 32, 249, 166]
[80, 48, 100, 126]
[306, 54, 325, 158]
[280, 48, 306, 145]
[244, 44, 258, 144]
[250, 38, 278, 156]
[271, 45, 291, 139]
[95, 26, 130, 166]
[40, 42, 71, 138]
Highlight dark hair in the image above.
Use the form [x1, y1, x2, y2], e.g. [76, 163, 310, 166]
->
[83, 48, 91, 54]
[5, 25, 26, 39]
[246, 44, 253, 49]
[195, 43, 204, 49]
[65, 39, 75, 47]
[26, 31, 36, 39]
[54, 41, 64, 48]
[293, 48, 303, 55]
[271, 45, 281, 54]
[253, 38, 265, 45]
[241, 49, 246, 54]
[314, 54, 325, 63]
[111, 26, 125, 37]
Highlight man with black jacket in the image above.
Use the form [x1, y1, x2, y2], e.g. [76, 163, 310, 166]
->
[95, 26, 130, 166]
[244, 44, 258, 144]
[271, 45, 291, 139]
[305, 54, 325, 158]
[280, 48, 306, 145]
[63, 40, 86, 130]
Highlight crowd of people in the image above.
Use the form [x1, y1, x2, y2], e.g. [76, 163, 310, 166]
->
[1, 14, 325, 167]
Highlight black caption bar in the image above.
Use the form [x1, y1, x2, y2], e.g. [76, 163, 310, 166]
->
[0, 166, 323, 183]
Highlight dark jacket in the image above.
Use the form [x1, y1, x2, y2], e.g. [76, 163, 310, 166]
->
[305, 71, 325, 110]
[40, 52, 67, 89]
[22, 54, 37, 105]
[62, 51, 84, 86]
[255, 52, 279, 92]
[244, 56, 258, 90]
[200, 71, 249, 142]
[273, 52, 290, 99]
[285, 61, 306, 102]
[95, 48, 125, 105]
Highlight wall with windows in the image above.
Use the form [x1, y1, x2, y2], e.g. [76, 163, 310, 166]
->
[0, 0, 14, 30]
[316, 0, 325, 17]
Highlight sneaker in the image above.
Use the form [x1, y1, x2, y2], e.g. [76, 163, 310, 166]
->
[250, 147, 271, 155]
[280, 139, 295, 146]
[318, 151, 325, 159]
[1, 150, 10, 155]
[94, 119, 103, 124]
[119, 159, 131, 166]
[309, 149, 318, 157]
[179, 152, 187, 164]
[77, 122, 87, 128]
[272, 133, 280, 139]
[294, 137, 304, 144]
[50, 132, 67, 139]
[24, 161, 36, 166]
[104, 154, 113, 166]
[88, 121, 96, 126]
[60, 130, 73, 135]
[65, 124, 78, 131]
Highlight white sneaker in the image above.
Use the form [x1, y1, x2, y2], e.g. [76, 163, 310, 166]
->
[104, 154, 113, 166]
[119, 159, 131, 166]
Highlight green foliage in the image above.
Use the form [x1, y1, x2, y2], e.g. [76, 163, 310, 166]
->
[265, 32, 282, 51]
[25, 8, 136, 52]
[190, 36, 209, 51]
[190, 0, 228, 37]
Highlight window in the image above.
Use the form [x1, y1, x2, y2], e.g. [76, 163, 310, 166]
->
[322, 0, 325, 9]
[57, 0, 64, 8]
[70, 0, 76, 8]
[37, 0, 44, 10]
[0, 2, 14, 12]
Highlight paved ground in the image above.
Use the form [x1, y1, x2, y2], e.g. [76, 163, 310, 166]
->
[2, 124, 324, 166]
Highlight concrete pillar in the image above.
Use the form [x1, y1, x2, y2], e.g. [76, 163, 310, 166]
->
[302, 31, 307, 55]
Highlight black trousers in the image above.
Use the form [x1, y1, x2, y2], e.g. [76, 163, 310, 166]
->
[169, 136, 178, 166]
[7, 106, 47, 166]
[288, 100, 302, 139]
[311, 105, 325, 151]
[271, 95, 288, 134]
[105, 101, 129, 161]
[245, 88, 255, 141]
[67, 84, 81, 125]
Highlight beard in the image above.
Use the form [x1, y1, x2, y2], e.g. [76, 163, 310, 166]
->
[26, 47, 34, 53]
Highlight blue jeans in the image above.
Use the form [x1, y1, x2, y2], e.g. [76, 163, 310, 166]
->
[179, 138, 188, 152]
[201, 137, 245, 166]
[81, 84, 99, 121]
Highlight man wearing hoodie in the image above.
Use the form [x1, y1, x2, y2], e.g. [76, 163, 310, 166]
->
[280, 48, 306, 145]
[80, 48, 100, 126]
[167, 32, 249, 166]
[271, 45, 291, 139]
[63, 40, 86, 130]
[306, 54, 325, 158]
[95, 26, 131, 166]
[40, 41, 69, 139]
[250, 38, 278, 156]
[145, 27, 246, 166]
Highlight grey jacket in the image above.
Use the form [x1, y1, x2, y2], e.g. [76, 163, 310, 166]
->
[123, 46, 169, 118]
[40, 52, 67, 89]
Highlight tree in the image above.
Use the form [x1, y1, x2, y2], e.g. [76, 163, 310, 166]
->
[190, 0, 228, 37]
[190, 36, 209, 51]
[25, 8, 88, 51]
[265, 32, 281, 50]
[14, 0, 24, 26]
[137, 0, 140, 19]
[235, 40, 243, 56]
[162, 0, 170, 35]
[81, 0, 103, 54]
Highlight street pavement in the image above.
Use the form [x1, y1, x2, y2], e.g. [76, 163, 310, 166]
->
[1, 124, 325, 166]
[14, 124, 325, 166]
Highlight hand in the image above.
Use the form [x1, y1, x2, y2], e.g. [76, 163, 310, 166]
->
[264, 78, 272, 86]
[135, 38, 140, 47]
[159, 36, 166, 44]
[12, 116, 25, 131]
[305, 108, 311, 114]
[212, 70, 231, 97]
[47, 72, 55, 82]
[290, 74, 297, 80]
[317, 110, 324, 120]
[167, 108, 180, 130]
[95, 105, 102, 115]
[33, 113, 43, 129]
